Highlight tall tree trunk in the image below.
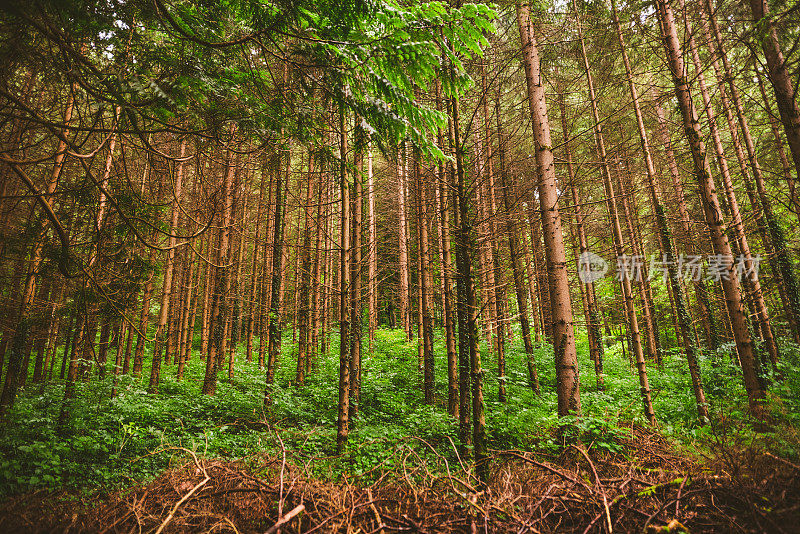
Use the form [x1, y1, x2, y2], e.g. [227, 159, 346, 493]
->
[246, 167, 267, 362]
[517, 2, 581, 422]
[653, 95, 719, 349]
[31, 282, 53, 383]
[264, 146, 287, 398]
[500, 87, 540, 393]
[436, 78, 459, 416]
[1, 89, 75, 417]
[336, 102, 352, 454]
[202, 148, 237, 395]
[200, 237, 213, 360]
[557, 92, 603, 392]
[435, 175, 459, 415]
[297, 150, 315, 385]
[451, 90, 486, 481]
[397, 144, 412, 340]
[475, 160, 494, 347]
[367, 143, 378, 351]
[481, 69, 508, 401]
[149, 138, 187, 393]
[657, 0, 765, 414]
[679, 0, 778, 369]
[258, 158, 277, 369]
[611, 0, 708, 421]
[349, 145, 363, 419]
[321, 189, 335, 357]
[702, 0, 800, 347]
[754, 64, 799, 217]
[111, 321, 126, 398]
[177, 253, 197, 380]
[57, 311, 85, 431]
[228, 191, 247, 379]
[520, 214, 542, 345]
[526, 205, 551, 343]
[614, 155, 660, 365]
[133, 247, 156, 378]
[745, 0, 800, 180]
[311, 155, 327, 371]
[174, 249, 189, 369]
[414, 147, 435, 405]
[447, 92, 473, 452]
[97, 319, 111, 380]
[120, 317, 133, 377]
[573, 0, 652, 424]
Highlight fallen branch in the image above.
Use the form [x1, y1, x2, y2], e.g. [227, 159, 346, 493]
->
[154, 451, 210, 534]
[572, 445, 612, 534]
[264, 504, 305, 534]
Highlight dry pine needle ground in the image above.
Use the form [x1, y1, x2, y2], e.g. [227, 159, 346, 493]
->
[1, 427, 798, 533]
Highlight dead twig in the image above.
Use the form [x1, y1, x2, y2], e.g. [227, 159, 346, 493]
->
[572, 445, 612, 534]
[154, 450, 210, 534]
[264, 503, 305, 534]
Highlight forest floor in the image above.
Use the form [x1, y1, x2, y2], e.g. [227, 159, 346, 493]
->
[1, 328, 799, 532]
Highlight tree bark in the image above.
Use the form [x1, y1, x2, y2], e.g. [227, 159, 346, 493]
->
[367, 143, 378, 351]
[202, 147, 237, 395]
[517, 2, 581, 421]
[149, 137, 187, 393]
[414, 147, 435, 405]
[264, 146, 287, 399]
[701, 0, 800, 349]
[678, 0, 777, 370]
[573, 0, 652, 424]
[745, 0, 800, 181]
[657, 0, 765, 414]
[611, 0, 708, 421]
[557, 91, 603, 392]
[336, 102, 351, 454]
[397, 144, 412, 340]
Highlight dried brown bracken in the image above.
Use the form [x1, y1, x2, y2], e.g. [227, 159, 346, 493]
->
[1, 427, 798, 533]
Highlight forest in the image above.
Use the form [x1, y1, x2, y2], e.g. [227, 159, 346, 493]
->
[1, 0, 800, 531]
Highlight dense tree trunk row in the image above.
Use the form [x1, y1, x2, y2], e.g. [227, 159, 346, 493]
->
[2, 0, 799, 478]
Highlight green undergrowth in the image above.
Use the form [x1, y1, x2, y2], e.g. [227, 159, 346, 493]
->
[1, 326, 798, 495]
